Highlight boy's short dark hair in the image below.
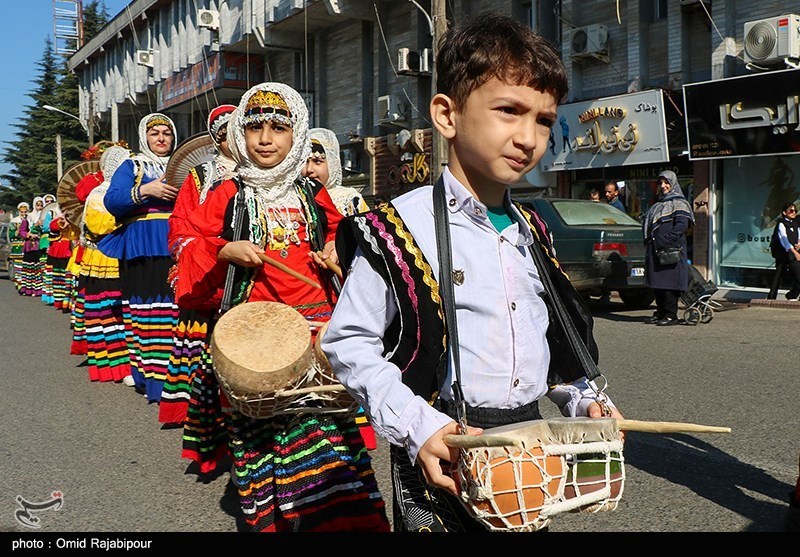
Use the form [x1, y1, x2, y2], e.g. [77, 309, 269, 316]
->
[436, 11, 568, 109]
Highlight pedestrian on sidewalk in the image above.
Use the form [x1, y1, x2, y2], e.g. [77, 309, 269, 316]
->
[768, 203, 800, 301]
[642, 170, 693, 326]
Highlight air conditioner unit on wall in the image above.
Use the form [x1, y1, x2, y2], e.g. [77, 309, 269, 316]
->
[570, 24, 609, 63]
[136, 50, 154, 68]
[197, 9, 220, 31]
[398, 47, 421, 75]
[398, 48, 432, 76]
[419, 48, 432, 75]
[377, 94, 405, 125]
[743, 14, 800, 66]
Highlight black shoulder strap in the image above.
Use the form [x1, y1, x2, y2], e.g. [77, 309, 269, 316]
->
[432, 177, 467, 429]
[220, 181, 247, 313]
[526, 238, 601, 382]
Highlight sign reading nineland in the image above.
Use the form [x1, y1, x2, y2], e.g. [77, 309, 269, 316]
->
[540, 89, 669, 172]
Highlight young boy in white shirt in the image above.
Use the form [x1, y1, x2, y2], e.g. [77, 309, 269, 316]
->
[322, 11, 624, 532]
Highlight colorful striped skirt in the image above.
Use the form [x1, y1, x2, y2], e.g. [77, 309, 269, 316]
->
[70, 275, 88, 355]
[41, 259, 54, 305]
[47, 255, 71, 311]
[226, 411, 390, 532]
[84, 276, 131, 382]
[19, 250, 44, 296]
[159, 308, 210, 425]
[180, 317, 229, 475]
[120, 256, 179, 403]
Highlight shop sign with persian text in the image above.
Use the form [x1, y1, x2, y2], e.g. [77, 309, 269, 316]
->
[683, 68, 800, 160]
[540, 89, 669, 171]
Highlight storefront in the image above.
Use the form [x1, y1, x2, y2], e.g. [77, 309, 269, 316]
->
[683, 68, 800, 292]
[364, 129, 432, 202]
[539, 89, 684, 221]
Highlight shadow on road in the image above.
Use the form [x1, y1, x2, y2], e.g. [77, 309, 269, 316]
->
[625, 433, 792, 532]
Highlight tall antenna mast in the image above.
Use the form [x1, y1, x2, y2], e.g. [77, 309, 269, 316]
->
[53, 0, 84, 56]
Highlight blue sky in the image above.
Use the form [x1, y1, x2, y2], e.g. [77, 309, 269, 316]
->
[0, 0, 130, 184]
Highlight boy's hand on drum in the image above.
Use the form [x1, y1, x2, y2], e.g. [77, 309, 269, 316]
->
[418, 421, 483, 496]
[588, 402, 626, 441]
[219, 241, 265, 267]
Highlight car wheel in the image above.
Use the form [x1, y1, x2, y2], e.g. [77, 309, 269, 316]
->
[618, 289, 655, 309]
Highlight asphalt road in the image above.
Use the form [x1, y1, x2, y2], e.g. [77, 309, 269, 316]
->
[0, 272, 797, 536]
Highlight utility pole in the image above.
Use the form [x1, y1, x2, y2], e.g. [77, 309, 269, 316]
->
[87, 91, 95, 147]
[55, 134, 63, 180]
[430, 0, 447, 182]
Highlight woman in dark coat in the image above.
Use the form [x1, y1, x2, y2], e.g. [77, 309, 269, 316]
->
[642, 170, 694, 325]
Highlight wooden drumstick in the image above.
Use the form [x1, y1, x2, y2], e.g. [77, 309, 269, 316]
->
[615, 419, 731, 434]
[443, 418, 730, 448]
[258, 253, 323, 290]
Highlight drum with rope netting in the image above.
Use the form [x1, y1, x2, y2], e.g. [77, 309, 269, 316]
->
[443, 417, 626, 532]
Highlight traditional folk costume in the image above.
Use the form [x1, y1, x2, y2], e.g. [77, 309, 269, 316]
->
[45, 211, 75, 312]
[67, 174, 101, 355]
[18, 196, 45, 297]
[173, 83, 389, 532]
[82, 146, 134, 383]
[308, 127, 376, 451]
[8, 202, 29, 290]
[161, 104, 237, 429]
[99, 113, 179, 402]
[39, 194, 58, 305]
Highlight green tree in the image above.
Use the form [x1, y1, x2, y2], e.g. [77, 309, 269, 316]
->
[0, 37, 63, 207]
[0, 1, 111, 209]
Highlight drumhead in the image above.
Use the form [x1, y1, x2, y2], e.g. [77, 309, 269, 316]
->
[210, 301, 312, 398]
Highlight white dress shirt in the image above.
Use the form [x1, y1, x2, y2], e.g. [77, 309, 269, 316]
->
[321, 167, 607, 462]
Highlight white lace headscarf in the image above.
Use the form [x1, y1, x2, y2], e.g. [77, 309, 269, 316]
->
[14, 202, 29, 224]
[135, 112, 177, 172]
[207, 104, 238, 183]
[308, 127, 367, 216]
[228, 82, 311, 246]
[30, 196, 45, 225]
[100, 145, 133, 181]
[308, 128, 342, 189]
[42, 193, 62, 218]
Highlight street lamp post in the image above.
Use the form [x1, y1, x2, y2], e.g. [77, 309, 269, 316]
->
[43, 104, 90, 136]
[42, 104, 92, 180]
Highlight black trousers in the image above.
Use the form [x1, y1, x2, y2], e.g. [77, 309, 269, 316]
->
[768, 259, 800, 299]
[768, 262, 786, 299]
[654, 289, 680, 320]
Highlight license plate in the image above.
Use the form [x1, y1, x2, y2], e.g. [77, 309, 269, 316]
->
[630, 267, 644, 277]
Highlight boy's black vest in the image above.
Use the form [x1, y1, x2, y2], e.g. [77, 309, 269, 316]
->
[771, 215, 798, 262]
[335, 200, 599, 405]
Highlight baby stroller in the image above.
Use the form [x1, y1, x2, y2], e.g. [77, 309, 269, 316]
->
[681, 265, 722, 324]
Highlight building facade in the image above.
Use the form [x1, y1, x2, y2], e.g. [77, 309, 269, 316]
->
[68, 0, 800, 296]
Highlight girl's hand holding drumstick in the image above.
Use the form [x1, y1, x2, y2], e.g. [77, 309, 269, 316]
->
[309, 241, 343, 280]
[219, 241, 324, 289]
